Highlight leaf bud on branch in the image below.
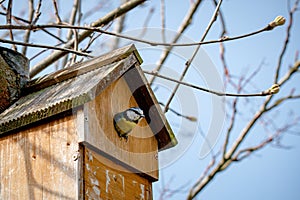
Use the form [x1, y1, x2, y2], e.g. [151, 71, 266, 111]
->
[268, 16, 286, 30]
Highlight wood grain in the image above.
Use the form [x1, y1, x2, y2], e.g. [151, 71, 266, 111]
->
[84, 146, 153, 200]
[84, 76, 159, 180]
[0, 114, 79, 199]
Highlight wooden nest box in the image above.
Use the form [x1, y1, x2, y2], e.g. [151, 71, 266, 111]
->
[0, 45, 177, 199]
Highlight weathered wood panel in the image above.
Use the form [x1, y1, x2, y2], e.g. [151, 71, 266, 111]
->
[84, 146, 152, 200]
[83, 77, 159, 180]
[0, 114, 80, 199]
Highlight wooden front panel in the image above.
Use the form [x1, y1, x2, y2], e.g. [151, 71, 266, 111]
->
[0, 114, 80, 199]
[83, 146, 152, 200]
[83, 77, 159, 180]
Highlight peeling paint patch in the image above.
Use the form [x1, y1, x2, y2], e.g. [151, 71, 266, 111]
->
[132, 180, 137, 186]
[89, 177, 99, 186]
[140, 184, 145, 200]
[105, 170, 110, 193]
[87, 151, 93, 162]
[119, 174, 125, 191]
[93, 185, 100, 196]
[86, 163, 90, 171]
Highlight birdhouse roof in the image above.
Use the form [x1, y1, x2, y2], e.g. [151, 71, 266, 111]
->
[0, 44, 177, 151]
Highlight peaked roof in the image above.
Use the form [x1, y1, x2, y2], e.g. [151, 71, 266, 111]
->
[0, 45, 177, 150]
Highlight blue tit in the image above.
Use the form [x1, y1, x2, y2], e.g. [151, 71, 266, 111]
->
[113, 107, 145, 141]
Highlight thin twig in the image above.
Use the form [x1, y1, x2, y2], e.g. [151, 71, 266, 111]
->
[62, 0, 81, 67]
[222, 63, 263, 157]
[163, 0, 223, 112]
[21, 0, 34, 55]
[158, 102, 197, 121]
[187, 156, 218, 200]
[0, 21, 281, 48]
[274, 0, 299, 83]
[70, 28, 79, 66]
[6, 0, 16, 50]
[265, 94, 300, 111]
[0, 11, 27, 24]
[0, 11, 65, 43]
[222, 97, 238, 157]
[29, 0, 146, 78]
[52, 0, 62, 23]
[233, 117, 300, 161]
[277, 60, 300, 88]
[32, 0, 42, 25]
[144, 70, 275, 97]
[149, 0, 203, 85]
[110, 0, 128, 50]
[67, 0, 80, 39]
[0, 38, 92, 57]
[213, 0, 229, 83]
[158, 175, 191, 200]
[29, 40, 66, 61]
[76, 0, 82, 25]
[133, 6, 154, 44]
[232, 137, 273, 162]
[81, 33, 99, 53]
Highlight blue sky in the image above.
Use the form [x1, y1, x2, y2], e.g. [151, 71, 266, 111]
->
[6, 0, 300, 199]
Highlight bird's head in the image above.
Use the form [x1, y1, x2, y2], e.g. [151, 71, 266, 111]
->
[125, 107, 145, 123]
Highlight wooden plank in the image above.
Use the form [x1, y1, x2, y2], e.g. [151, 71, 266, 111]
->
[84, 77, 159, 180]
[0, 132, 10, 199]
[0, 114, 80, 199]
[83, 146, 153, 200]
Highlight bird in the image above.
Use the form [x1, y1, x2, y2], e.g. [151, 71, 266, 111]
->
[113, 107, 145, 141]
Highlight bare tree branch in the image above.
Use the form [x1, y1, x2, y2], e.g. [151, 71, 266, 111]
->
[158, 175, 191, 200]
[158, 102, 197, 121]
[52, 0, 62, 23]
[144, 70, 279, 97]
[31, 0, 42, 25]
[0, 16, 287, 51]
[164, 0, 224, 113]
[21, 0, 34, 55]
[21, 0, 42, 55]
[0, 11, 65, 43]
[149, 0, 203, 85]
[233, 116, 300, 161]
[29, 0, 146, 78]
[109, 0, 128, 50]
[213, 0, 230, 84]
[274, 0, 299, 82]
[61, 0, 81, 67]
[6, 0, 16, 50]
[0, 37, 92, 57]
